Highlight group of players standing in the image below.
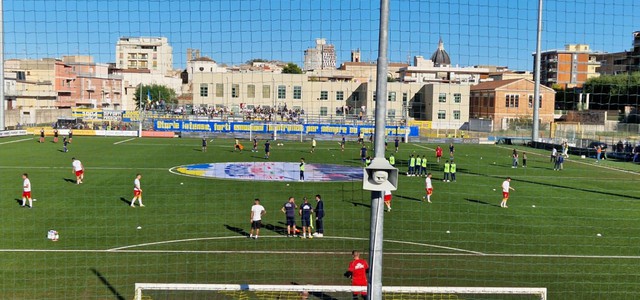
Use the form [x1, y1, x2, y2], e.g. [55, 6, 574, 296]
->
[250, 195, 325, 240]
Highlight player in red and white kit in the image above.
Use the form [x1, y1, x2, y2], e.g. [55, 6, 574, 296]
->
[500, 177, 515, 208]
[130, 174, 144, 207]
[21, 173, 33, 208]
[71, 157, 84, 184]
[435, 145, 443, 163]
[423, 173, 433, 203]
[384, 190, 392, 212]
[345, 250, 369, 300]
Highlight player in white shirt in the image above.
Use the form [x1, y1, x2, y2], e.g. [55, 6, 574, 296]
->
[423, 173, 433, 203]
[384, 190, 392, 212]
[71, 157, 84, 184]
[21, 173, 33, 208]
[250, 198, 266, 239]
[501, 177, 515, 208]
[130, 174, 144, 207]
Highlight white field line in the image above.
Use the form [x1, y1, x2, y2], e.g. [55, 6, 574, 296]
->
[495, 145, 640, 175]
[411, 144, 436, 151]
[107, 235, 484, 255]
[0, 166, 167, 171]
[0, 138, 33, 145]
[114, 137, 136, 145]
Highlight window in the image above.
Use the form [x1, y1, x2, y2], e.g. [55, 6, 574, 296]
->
[489, 95, 494, 107]
[215, 83, 224, 97]
[232, 84, 239, 98]
[437, 110, 446, 120]
[506, 94, 519, 108]
[277, 85, 286, 99]
[438, 93, 446, 103]
[454, 93, 461, 103]
[199, 84, 208, 97]
[530, 95, 543, 108]
[320, 107, 328, 116]
[402, 92, 408, 103]
[336, 91, 344, 101]
[247, 85, 255, 98]
[293, 86, 302, 100]
[320, 91, 328, 100]
[262, 85, 270, 98]
[388, 91, 396, 102]
[372, 92, 377, 102]
[453, 110, 461, 120]
[388, 109, 396, 119]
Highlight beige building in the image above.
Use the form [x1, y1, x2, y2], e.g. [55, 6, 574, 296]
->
[303, 38, 337, 71]
[191, 72, 469, 127]
[115, 37, 173, 75]
[416, 84, 470, 129]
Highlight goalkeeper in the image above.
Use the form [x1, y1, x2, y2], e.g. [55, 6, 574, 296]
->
[344, 250, 369, 300]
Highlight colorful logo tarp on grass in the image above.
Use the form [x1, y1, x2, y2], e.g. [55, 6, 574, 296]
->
[171, 162, 362, 182]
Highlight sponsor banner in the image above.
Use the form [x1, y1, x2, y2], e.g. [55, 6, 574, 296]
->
[96, 130, 138, 137]
[0, 130, 28, 138]
[141, 131, 175, 138]
[153, 120, 419, 136]
[122, 111, 141, 122]
[426, 138, 480, 144]
[72, 109, 103, 120]
[103, 110, 124, 121]
[171, 162, 362, 182]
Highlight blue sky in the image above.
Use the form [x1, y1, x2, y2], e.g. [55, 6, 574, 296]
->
[4, 0, 639, 71]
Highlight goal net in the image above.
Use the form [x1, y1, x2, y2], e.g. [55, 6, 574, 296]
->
[134, 283, 547, 300]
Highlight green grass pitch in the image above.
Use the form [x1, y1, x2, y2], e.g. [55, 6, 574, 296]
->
[1, 134, 639, 299]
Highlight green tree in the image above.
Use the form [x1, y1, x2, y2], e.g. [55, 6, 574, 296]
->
[282, 62, 303, 74]
[134, 84, 178, 110]
[246, 58, 268, 64]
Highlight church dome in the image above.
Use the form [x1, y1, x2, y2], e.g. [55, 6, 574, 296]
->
[430, 38, 451, 66]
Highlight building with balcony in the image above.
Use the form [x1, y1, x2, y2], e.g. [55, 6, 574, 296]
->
[62, 56, 123, 109]
[115, 37, 173, 75]
[535, 44, 601, 89]
[631, 31, 640, 72]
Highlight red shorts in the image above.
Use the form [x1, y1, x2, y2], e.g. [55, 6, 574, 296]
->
[75, 170, 84, 177]
[134, 190, 142, 197]
[352, 282, 367, 295]
[384, 194, 392, 202]
[425, 188, 433, 195]
[22, 191, 31, 198]
[503, 192, 509, 199]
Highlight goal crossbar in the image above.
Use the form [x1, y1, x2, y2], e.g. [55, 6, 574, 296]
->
[134, 283, 547, 300]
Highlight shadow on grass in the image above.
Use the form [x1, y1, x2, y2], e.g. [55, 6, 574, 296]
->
[263, 223, 289, 235]
[224, 224, 250, 237]
[90, 268, 125, 300]
[394, 194, 422, 202]
[63, 178, 76, 184]
[465, 198, 501, 208]
[14, 198, 23, 206]
[464, 170, 640, 201]
[119, 197, 131, 206]
[344, 200, 371, 208]
[291, 281, 339, 300]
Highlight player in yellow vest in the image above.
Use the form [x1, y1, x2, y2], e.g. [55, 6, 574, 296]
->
[443, 160, 451, 182]
[389, 154, 395, 167]
[450, 160, 457, 182]
[421, 155, 428, 176]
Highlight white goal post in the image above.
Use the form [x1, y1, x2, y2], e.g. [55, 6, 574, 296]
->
[134, 283, 547, 300]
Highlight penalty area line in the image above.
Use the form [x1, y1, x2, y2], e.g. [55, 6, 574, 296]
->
[114, 137, 136, 145]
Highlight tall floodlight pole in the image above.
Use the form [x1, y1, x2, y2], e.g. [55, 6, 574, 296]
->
[0, 0, 5, 131]
[368, 0, 390, 299]
[532, 0, 543, 141]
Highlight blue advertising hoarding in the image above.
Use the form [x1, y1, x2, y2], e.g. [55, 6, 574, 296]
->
[153, 120, 419, 136]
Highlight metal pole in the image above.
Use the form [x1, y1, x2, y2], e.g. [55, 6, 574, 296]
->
[0, 0, 4, 131]
[532, 0, 543, 141]
[369, 0, 389, 299]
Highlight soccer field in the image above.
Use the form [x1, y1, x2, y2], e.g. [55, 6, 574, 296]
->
[1, 135, 639, 299]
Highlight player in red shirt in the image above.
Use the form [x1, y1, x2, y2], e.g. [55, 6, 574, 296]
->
[435, 145, 443, 162]
[345, 250, 369, 300]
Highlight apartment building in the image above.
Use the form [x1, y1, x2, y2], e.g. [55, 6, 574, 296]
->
[62, 56, 123, 109]
[115, 37, 173, 75]
[303, 38, 337, 71]
[536, 44, 601, 89]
